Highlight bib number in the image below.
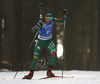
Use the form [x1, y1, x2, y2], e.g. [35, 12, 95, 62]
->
[46, 30, 51, 34]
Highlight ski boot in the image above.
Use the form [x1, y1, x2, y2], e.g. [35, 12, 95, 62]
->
[47, 70, 55, 77]
[22, 70, 34, 79]
[47, 65, 55, 77]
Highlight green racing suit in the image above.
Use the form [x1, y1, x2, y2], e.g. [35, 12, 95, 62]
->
[30, 17, 67, 70]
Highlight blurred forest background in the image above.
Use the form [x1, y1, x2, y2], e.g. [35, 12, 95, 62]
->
[0, 0, 100, 71]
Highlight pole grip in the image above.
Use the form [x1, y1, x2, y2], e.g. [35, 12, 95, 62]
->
[39, 3, 42, 19]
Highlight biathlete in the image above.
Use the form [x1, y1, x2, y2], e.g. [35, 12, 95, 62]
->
[23, 9, 67, 79]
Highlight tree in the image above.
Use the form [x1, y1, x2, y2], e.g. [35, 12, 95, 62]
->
[0, 0, 2, 63]
[97, 0, 100, 70]
[2, 0, 18, 70]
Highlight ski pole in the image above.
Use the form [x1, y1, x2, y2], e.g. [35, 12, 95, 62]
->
[29, 3, 42, 49]
[39, 3, 42, 20]
[62, 16, 66, 79]
[29, 30, 39, 49]
[62, 17, 65, 79]
[62, 9, 68, 79]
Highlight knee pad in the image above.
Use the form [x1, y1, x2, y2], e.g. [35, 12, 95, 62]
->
[51, 52, 56, 56]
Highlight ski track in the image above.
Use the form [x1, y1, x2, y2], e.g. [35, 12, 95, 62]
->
[0, 70, 100, 84]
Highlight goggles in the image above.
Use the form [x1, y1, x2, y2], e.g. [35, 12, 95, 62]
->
[45, 17, 53, 20]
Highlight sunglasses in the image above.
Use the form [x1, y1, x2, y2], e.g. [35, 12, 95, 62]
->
[45, 17, 53, 20]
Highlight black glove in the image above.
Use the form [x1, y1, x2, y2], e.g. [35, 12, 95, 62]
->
[37, 20, 43, 29]
[63, 9, 68, 15]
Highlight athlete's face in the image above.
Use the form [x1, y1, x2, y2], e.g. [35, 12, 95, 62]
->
[45, 16, 53, 23]
[45, 18, 51, 23]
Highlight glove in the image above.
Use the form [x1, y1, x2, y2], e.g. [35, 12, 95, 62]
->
[37, 20, 43, 29]
[63, 9, 68, 15]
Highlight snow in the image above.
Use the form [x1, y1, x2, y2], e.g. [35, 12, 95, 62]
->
[0, 70, 100, 84]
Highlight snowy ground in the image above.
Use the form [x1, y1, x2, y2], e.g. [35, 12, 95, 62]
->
[0, 70, 100, 84]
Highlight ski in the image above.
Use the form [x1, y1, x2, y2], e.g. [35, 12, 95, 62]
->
[2, 76, 74, 80]
[39, 76, 74, 79]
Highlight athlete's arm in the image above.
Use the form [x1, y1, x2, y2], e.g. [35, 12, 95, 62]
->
[31, 20, 43, 32]
[52, 17, 67, 24]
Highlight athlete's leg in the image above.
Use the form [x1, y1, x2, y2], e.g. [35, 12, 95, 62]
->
[46, 39, 56, 65]
[30, 39, 45, 70]
[23, 39, 45, 79]
[46, 39, 56, 77]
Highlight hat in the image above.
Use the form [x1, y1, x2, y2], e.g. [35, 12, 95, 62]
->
[45, 12, 53, 17]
